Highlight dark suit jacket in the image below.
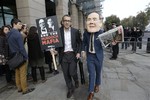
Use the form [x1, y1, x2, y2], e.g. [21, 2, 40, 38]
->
[82, 30, 104, 62]
[58, 27, 81, 63]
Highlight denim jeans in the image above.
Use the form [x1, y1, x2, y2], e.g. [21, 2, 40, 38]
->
[87, 53, 103, 93]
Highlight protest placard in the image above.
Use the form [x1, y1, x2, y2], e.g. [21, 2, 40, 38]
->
[36, 15, 63, 50]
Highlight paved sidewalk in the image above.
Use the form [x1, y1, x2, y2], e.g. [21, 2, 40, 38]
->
[0, 49, 150, 100]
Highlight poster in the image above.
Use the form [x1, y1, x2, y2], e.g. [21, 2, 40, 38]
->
[97, 25, 124, 48]
[36, 15, 63, 50]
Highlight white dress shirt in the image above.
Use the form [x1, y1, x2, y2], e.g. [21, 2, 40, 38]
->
[89, 34, 95, 53]
[64, 28, 73, 52]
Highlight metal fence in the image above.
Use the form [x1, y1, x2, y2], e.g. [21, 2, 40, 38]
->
[104, 37, 150, 55]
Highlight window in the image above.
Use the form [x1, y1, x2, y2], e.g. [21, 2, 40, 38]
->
[0, 0, 17, 27]
[0, 13, 4, 26]
[45, 0, 56, 17]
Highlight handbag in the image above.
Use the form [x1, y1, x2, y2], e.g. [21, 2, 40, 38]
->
[7, 52, 26, 70]
[0, 54, 7, 65]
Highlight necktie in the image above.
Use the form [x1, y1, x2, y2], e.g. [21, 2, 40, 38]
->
[90, 34, 94, 51]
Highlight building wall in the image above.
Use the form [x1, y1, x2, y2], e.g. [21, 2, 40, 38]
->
[15, 0, 84, 30]
[71, 4, 79, 29]
[78, 11, 84, 34]
[16, 0, 46, 26]
[56, 0, 69, 27]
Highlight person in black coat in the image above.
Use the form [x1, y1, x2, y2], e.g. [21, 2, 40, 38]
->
[0, 25, 14, 85]
[130, 27, 138, 52]
[27, 26, 46, 83]
[136, 27, 143, 49]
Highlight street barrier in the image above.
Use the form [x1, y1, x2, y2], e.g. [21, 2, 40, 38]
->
[146, 38, 150, 53]
[105, 37, 149, 54]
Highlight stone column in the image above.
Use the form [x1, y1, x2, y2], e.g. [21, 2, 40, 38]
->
[71, 4, 78, 29]
[78, 11, 84, 35]
[16, 0, 46, 26]
[56, 0, 69, 27]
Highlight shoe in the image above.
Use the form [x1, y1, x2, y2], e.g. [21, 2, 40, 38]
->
[46, 70, 53, 74]
[27, 76, 33, 81]
[67, 89, 74, 98]
[22, 88, 35, 95]
[75, 81, 79, 88]
[33, 81, 38, 84]
[109, 57, 116, 60]
[18, 89, 22, 92]
[41, 79, 47, 83]
[53, 70, 59, 75]
[94, 85, 99, 93]
[87, 92, 94, 100]
[7, 83, 14, 89]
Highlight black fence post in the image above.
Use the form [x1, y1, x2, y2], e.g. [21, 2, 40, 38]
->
[146, 38, 150, 53]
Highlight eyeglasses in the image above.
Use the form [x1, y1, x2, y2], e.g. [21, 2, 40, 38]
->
[63, 20, 71, 22]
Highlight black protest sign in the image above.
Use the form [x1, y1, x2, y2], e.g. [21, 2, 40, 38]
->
[36, 16, 63, 50]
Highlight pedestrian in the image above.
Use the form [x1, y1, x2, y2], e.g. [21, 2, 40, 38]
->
[81, 11, 104, 100]
[130, 27, 137, 52]
[136, 27, 143, 49]
[27, 26, 46, 84]
[0, 25, 15, 86]
[110, 23, 119, 60]
[7, 18, 34, 94]
[20, 24, 32, 80]
[57, 14, 81, 98]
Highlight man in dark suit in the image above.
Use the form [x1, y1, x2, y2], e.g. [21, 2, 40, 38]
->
[57, 14, 81, 98]
[82, 12, 104, 100]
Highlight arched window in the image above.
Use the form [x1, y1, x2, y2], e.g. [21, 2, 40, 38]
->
[0, 0, 17, 27]
[68, 1, 72, 15]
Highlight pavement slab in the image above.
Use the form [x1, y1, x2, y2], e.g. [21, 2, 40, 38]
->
[0, 48, 150, 100]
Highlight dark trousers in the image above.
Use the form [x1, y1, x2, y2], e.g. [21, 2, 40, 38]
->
[0, 65, 3, 76]
[61, 52, 78, 91]
[48, 63, 53, 71]
[0, 65, 12, 83]
[5, 65, 12, 83]
[112, 43, 119, 58]
[137, 38, 142, 49]
[131, 41, 137, 51]
[121, 39, 128, 49]
[31, 66, 45, 82]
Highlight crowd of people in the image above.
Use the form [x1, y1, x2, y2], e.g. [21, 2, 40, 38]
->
[0, 11, 144, 100]
[106, 24, 143, 60]
[0, 18, 59, 95]
[122, 26, 143, 51]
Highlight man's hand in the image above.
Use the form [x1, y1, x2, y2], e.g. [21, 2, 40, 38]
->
[112, 41, 117, 45]
[76, 53, 80, 59]
[81, 51, 86, 60]
[50, 48, 58, 55]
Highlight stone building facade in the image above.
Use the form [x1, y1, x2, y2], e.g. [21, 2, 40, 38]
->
[0, 0, 103, 33]
[0, 0, 84, 33]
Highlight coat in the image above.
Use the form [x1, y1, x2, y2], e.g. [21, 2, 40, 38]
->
[57, 27, 81, 63]
[82, 30, 104, 62]
[27, 33, 44, 67]
[0, 36, 9, 65]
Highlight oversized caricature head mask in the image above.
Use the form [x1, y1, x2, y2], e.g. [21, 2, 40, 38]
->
[86, 12, 103, 33]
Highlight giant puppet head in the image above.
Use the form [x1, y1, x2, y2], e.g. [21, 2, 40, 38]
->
[86, 12, 103, 33]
